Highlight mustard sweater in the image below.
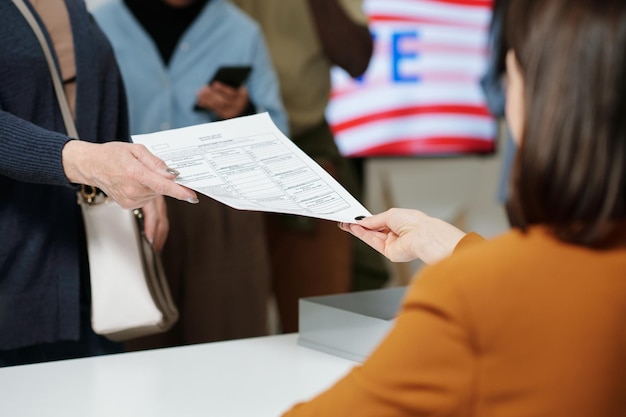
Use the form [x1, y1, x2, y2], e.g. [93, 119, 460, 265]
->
[283, 227, 626, 417]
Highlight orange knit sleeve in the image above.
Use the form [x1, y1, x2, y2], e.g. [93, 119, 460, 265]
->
[454, 232, 486, 253]
[281, 257, 476, 416]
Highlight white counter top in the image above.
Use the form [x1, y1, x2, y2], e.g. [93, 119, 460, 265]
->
[0, 334, 356, 417]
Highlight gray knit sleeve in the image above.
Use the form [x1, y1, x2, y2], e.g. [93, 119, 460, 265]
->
[0, 110, 74, 186]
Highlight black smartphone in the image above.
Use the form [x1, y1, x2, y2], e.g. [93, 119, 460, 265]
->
[194, 65, 253, 111]
[209, 65, 252, 88]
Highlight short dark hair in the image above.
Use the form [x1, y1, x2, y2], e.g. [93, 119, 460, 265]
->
[503, 0, 626, 247]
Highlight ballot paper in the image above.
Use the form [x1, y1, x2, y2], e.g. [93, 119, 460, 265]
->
[131, 113, 371, 223]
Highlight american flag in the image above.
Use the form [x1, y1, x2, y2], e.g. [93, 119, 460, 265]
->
[327, 0, 497, 157]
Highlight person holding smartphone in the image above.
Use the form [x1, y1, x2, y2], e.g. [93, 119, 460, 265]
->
[93, 0, 288, 349]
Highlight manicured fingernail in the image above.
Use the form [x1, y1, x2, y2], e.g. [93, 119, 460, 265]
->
[166, 167, 180, 177]
[186, 197, 200, 204]
[355, 216, 366, 221]
[338, 222, 344, 229]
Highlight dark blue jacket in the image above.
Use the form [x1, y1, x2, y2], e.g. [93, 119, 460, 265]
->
[0, 0, 130, 349]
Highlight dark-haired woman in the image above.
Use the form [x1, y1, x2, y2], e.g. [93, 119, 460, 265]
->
[282, 0, 626, 415]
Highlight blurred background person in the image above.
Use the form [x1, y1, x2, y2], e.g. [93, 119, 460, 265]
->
[231, 0, 382, 333]
[93, 0, 288, 348]
[0, 0, 196, 367]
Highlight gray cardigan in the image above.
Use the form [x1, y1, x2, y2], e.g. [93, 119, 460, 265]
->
[0, 0, 130, 349]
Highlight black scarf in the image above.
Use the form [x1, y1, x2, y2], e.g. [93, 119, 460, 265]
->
[124, 0, 210, 65]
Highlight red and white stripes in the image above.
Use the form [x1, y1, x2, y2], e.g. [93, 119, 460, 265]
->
[327, 0, 497, 157]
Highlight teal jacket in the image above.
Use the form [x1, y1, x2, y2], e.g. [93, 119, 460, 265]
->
[93, 0, 288, 137]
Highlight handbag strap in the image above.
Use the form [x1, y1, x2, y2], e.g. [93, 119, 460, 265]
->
[13, 0, 101, 202]
[12, 0, 78, 138]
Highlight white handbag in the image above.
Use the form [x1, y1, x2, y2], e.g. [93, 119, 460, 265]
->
[78, 189, 178, 341]
[14, 0, 179, 341]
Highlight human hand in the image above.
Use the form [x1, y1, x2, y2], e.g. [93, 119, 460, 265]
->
[195, 82, 249, 119]
[62, 140, 199, 209]
[140, 196, 169, 252]
[339, 208, 466, 265]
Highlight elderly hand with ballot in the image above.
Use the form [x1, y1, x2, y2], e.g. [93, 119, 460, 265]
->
[62, 140, 199, 251]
